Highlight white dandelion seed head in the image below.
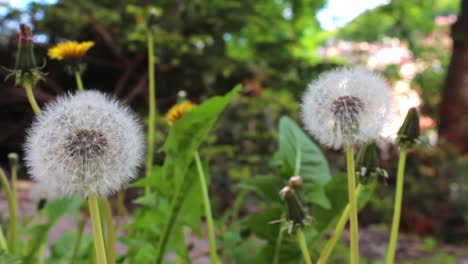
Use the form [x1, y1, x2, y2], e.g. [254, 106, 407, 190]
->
[30, 181, 57, 202]
[301, 67, 392, 149]
[25, 90, 144, 198]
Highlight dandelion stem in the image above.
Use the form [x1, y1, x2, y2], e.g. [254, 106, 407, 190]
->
[74, 71, 84, 92]
[297, 228, 313, 264]
[0, 226, 7, 251]
[317, 184, 364, 264]
[38, 242, 46, 264]
[70, 217, 85, 264]
[145, 28, 157, 195]
[0, 168, 17, 254]
[88, 194, 108, 264]
[24, 83, 41, 115]
[155, 178, 186, 264]
[272, 222, 284, 264]
[386, 147, 408, 264]
[102, 198, 116, 264]
[194, 151, 219, 263]
[346, 145, 359, 264]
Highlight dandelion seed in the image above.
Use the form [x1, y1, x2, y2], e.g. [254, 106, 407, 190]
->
[301, 67, 392, 149]
[25, 90, 144, 197]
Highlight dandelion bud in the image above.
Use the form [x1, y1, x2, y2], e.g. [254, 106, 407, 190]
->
[397, 107, 420, 148]
[25, 90, 144, 198]
[177, 90, 187, 101]
[355, 142, 387, 184]
[280, 186, 309, 233]
[288, 176, 303, 189]
[12, 24, 44, 87]
[301, 67, 392, 149]
[147, 7, 159, 28]
[8, 153, 19, 168]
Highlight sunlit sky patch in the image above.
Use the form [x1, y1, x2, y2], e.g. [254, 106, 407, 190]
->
[3, 0, 390, 31]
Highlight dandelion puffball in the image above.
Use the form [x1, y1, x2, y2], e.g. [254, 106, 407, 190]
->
[301, 67, 392, 149]
[25, 90, 144, 197]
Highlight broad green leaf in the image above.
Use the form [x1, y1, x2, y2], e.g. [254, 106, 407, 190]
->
[156, 86, 241, 260]
[277, 116, 330, 184]
[277, 116, 331, 208]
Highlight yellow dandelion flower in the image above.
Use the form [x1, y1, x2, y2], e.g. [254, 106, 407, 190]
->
[166, 101, 196, 125]
[48, 41, 94, 60]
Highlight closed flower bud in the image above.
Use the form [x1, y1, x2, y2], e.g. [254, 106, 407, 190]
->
[280, 186, 309, 233]
[355, 142, 387, 184]
[397, 108, 420, 147]
[10, 24, 44, 87]
[288, 176, 303, 189]
[147, 7, 158, 28]
[8, 153, 19, 168]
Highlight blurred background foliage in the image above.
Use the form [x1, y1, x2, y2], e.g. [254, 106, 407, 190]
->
[0, 0, 467, 258]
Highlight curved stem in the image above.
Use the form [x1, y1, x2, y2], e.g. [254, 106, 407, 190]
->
[194, 151, 219, 264]
[272, 223, 284, 264]
[24, 83, 41, 115]
[145, 29, 157, 195]
[70, 217, 85, 264]
[346, 145, 359, 264]
[0, 168, 17, 254]
[102, 198, 116, 264]
[317, 184, 364, 264]
[88, 194, 108, 264]
[297, 228, 313, 264]
[155, 178, 186, 264]
[386, 147, 408, 264]
[74, 71, 84, 92]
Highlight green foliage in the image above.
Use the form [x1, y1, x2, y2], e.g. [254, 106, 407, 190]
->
[236, 116, 375, 264]
[24, 197, 83, 261]
[127, 86, 240, 262]
[338, 0, 458, 48]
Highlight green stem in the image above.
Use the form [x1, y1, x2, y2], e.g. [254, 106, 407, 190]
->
[102, 198, 116, 264]
[294, 142, 301, 176]
[386, 147, 408, 264]
[117, 191, 129, 227]
[145, 28, 157, 195]
[346, 145, 359, 264]
[194, 151, 219, 264]
[70, 217, 85, 264]
[155, 178, 187, 264]
[24, 83, 41, 115]
[272, 223, 284, 264]
[317, 184, 364, 264]
[88, 194, 108, 264]
[0, 168, 17, 254]
[297, 228, 313, 264]
[74, 71, 85, 92]
[0, 225, 8, 251]
[38, 242, 46, 264]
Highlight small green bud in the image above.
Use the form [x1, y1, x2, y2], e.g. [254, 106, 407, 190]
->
[6, 24, 45, 88]
[280, 186, 309, 233]
[8, 153, 19, 168]
[397, 108, 420, 147]
[147, 7, 159, 28]
[355, 142, 387, 184]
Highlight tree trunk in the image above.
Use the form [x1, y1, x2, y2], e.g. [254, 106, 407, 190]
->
[439, 0, 468, 153]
